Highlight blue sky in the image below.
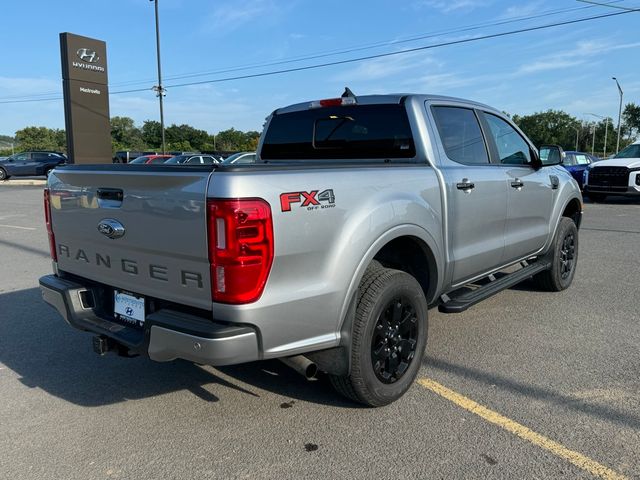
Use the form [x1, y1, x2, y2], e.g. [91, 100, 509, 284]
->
[0, 0, 639, 136]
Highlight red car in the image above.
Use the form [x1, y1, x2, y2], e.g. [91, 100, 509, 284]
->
[127, 154, 173, 165]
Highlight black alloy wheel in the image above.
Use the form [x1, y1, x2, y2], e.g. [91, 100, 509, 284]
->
[329, 265, 428, 407]
[559, 232, 576, 279]
[371, 296, 418, 384]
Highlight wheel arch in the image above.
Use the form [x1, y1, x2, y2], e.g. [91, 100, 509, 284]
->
[337, 225, 442, 344]
[562, 196, 582, 229]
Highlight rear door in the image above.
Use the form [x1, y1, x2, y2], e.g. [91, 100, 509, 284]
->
[430, 105, 507, 284]
[480, 112, 553, 263]
[49, 166, 214, 310]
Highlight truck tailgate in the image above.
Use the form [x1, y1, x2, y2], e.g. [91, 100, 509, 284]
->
[48, 166, 213, 310]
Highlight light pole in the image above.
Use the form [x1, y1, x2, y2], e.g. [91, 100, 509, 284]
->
[590, 123, 596, 155]
[586, 113, 609, 158]
[151, 0, 166, 154]
[612, 77, 623, 154]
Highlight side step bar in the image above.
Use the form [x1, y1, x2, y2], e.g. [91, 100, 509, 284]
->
[438, 261, 551, 314]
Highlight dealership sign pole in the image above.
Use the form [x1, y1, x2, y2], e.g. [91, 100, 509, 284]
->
[60, 33, 112, 164]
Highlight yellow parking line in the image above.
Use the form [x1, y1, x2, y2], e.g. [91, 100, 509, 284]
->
[418, 378, 628, 480]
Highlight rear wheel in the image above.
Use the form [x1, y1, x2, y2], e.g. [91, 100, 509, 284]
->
[533, 217, 578, 292]
[330, 265, 428, 407]
[0, 168, 8, 180]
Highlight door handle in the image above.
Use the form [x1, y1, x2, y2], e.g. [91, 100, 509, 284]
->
[456, 179, 475, 192]
[510, 179, 524, 189]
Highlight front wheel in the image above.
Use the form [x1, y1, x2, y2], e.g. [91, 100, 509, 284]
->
[0, 168, 8, 180]
[330, 265, 428, 407]
[533, 217, 579, 292]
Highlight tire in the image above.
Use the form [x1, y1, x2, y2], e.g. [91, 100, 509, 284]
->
[0, 168, 8, 180]
[586, 192, 606, 203]
[330, 265, 428, 407]
[533, 217, 579, 292]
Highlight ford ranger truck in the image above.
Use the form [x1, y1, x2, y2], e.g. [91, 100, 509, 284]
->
[40, 93, 582, 406]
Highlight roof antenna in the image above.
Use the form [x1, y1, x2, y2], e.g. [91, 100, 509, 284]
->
[342, 87, 356, 99]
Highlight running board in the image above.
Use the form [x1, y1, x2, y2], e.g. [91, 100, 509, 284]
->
[438, 261, 551, 314]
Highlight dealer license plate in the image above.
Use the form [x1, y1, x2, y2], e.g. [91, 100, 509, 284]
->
[114, 290, 145, 326]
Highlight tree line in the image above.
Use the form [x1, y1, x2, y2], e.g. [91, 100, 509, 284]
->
[2, 104, 639, 158]
[0, 117, 261, 157]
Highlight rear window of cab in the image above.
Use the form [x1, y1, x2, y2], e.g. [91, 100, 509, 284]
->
[261, 104, 416, 160]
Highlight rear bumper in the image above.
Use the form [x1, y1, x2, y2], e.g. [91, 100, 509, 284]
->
[39, 274, 260, 366]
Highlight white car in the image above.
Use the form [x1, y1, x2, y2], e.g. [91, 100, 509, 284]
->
[583, 140, 640, 202]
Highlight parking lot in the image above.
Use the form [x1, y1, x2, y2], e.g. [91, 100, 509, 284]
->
[0, 184, 638, 479]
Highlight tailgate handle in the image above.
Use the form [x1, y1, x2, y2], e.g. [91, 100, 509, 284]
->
[97, 188, 123, 202]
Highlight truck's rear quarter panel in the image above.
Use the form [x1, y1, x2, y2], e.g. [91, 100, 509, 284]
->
[209, 165, 443, 356]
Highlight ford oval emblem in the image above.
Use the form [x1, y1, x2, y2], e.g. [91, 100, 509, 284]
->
[97, 219, 125, 239]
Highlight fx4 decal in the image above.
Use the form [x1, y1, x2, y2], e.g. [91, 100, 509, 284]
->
[280, 189, 336, 212]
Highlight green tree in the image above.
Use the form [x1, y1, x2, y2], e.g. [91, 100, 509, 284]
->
[512, 110, 580, 151]
[110, 116, 144, 152]
[165, 124, 210, 151]
[214, 128, 260, 151]
[141, 120, 162, 148]
[622, 102, 640, 140]
[14, 126, 61, 151]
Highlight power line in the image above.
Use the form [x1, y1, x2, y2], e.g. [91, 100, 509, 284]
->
[0, 7, 638, 105]
[0, 0, 627, 102]
[105, 0, 628, 88]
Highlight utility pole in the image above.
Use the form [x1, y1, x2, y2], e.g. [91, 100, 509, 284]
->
[151, 0, 166, 154]
[591, 123, 596, 155]
[612, 77, 623, 154]
[586, 113, 609, 157]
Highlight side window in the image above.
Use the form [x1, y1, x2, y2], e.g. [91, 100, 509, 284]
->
[13, 153, 30, 161]
[575, 154, 590, 165]
[484, 113, 531, 165]
[563, 153, 576, 166]
[186, 156, 202, 164]
[431, 106, 489, 165]
[201, 156, 215, 165]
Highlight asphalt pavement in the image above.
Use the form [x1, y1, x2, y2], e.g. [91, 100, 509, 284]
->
[0, 186, 638, 479]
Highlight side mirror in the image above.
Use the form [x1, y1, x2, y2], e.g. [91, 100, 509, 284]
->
[539, 145, 565, 166]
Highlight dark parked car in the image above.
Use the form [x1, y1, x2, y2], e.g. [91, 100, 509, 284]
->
[562, 151, 598, 189]
[0, 151, 67, 180]
[128, 154, 174, 164]
[164, 154, 220, 165]
[221, 152, 257, 165]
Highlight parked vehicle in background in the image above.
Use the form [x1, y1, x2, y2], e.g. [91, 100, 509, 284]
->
[583, 141, 640, 201]
[113, 151, 158, 164]
[0, 151, 67, 180]
[221, 152, 257, 165]
[39, 92, 582, 406]
[562, 151, 597, 189]
[128, 154, 174, 165]
[164, 153, 220, 165]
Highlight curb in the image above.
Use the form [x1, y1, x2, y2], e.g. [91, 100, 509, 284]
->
[0, 179, 47, 187]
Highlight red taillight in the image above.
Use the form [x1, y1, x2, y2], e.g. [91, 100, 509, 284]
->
[207, 198, 274, 304]
[43, 189, 57, 261]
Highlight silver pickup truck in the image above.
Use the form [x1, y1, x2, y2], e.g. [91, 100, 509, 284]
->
[40, 92, 582, 406]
